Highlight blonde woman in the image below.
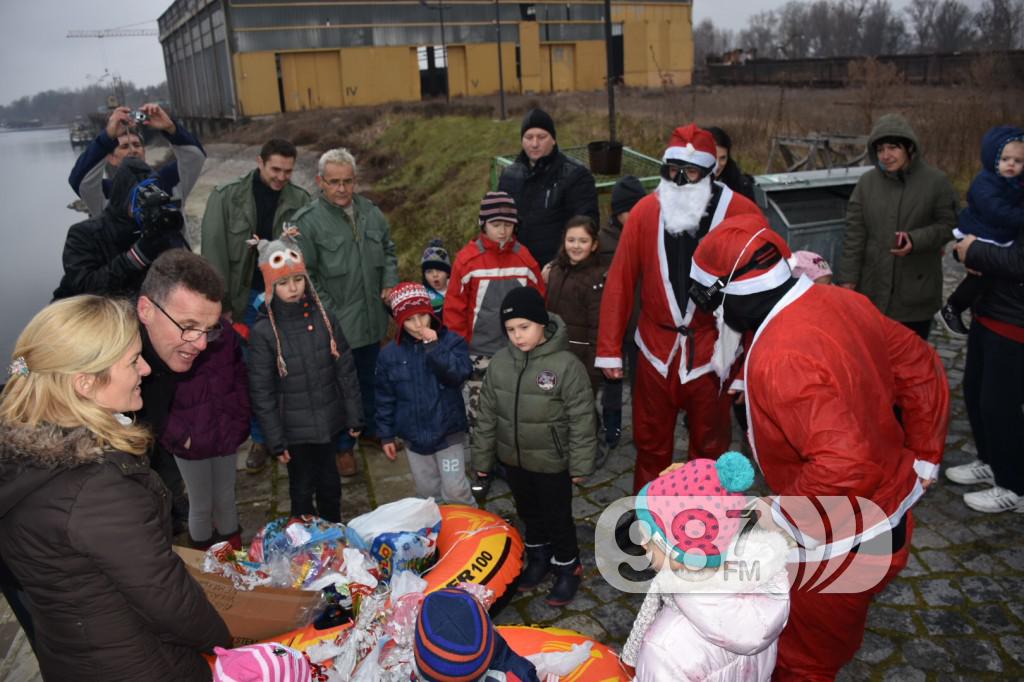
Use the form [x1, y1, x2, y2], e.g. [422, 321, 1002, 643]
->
[0, 295, 229, 681]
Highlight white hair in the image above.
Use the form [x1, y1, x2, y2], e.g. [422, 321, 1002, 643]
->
[318, 148, 357, 177]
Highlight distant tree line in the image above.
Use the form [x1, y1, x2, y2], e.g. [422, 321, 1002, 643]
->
[696, 0, 1024, 63]
[0, 81, 169, 125]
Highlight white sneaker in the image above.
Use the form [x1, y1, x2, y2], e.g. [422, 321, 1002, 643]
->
[963, 486, 1024, 513]
[944, 460, 994, 485]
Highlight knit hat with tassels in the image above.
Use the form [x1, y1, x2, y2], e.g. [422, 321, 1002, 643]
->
[249, 228, 339, 376]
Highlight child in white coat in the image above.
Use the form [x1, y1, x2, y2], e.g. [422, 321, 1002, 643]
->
[622, 452, 791, 682]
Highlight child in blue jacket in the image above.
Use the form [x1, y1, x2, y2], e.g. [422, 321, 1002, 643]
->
[376, 282, 476, 506]
[939, 126, 1024, 337]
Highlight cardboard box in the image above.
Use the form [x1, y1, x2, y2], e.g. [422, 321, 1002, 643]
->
[174, 547, 323, 645]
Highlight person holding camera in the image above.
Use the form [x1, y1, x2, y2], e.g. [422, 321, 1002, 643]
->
[54, 158, 187, 301]
[69, 103, 206, 218]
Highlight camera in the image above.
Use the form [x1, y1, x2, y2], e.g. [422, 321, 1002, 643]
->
[130, 110, 149, 125]
[133, 181, 183, 233]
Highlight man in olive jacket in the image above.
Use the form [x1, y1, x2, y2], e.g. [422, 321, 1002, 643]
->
[838, 113, 958, 338]
[293, 147, 399, 469]
[201, 138, 310, 323]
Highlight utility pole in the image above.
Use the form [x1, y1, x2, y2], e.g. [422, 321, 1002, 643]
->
[603, 0, 616, 142]
[495, 0, 507, 120]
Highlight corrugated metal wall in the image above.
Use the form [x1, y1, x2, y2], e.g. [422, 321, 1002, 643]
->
[160, 0, 236, 119]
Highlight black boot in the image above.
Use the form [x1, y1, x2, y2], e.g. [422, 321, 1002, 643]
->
[545, 558, 583, 606]
[602, 409, 622, 449]
[517, 544, 554, 592]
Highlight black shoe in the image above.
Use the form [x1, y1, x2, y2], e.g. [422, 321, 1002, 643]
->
[471, 473, 491, 501]
[937, 303, 969, 338]
[615, 511, 646, 557]
[602, 410, 622, 449]
[545, 559, 583, 606]
[518, 544, 554, 592]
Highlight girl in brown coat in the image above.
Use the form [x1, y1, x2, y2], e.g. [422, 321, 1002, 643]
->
[0, 296, 229, 681]
[545, 216, 620, 461]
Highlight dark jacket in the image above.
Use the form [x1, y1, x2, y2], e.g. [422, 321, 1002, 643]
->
[136, 325, 180, 440]
[69, 120, 206, 218]
[375, 324, 472, 454]
[249, 293, 364, 454]
[717, 158, 756, 201]
[957, 126, 1024, 244]
[160, 320, 251, 460]
[838, 114, 959, 322]
[53, 162, 186, 301]
[498, 147, 599, 266]
[471, 315, 596, 477]
[0, 422, 229, 680]
[545, 255, 606, 390]
[964, 223, 1024, 328]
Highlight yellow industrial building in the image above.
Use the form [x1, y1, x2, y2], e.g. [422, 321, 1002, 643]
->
[158, 1, 693, 120]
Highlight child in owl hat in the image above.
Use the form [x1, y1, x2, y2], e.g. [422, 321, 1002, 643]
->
[247, 228, 364, 523]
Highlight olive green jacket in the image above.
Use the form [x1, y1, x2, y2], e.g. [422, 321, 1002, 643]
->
[292, 193, 399, 349]
[838, 114, 959, 322]
[200, 170, 310, 319]
[471, 315, 596, 478]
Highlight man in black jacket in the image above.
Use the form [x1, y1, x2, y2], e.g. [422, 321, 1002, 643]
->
[53, 158, 186, 301]
[498, 108, 599, 266]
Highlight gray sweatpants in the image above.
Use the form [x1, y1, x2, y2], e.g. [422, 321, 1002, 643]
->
[406, 437, 477, 507]
[174, 455, 239, 542]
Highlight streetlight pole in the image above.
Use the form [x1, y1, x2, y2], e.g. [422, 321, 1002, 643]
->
[603, 0, 616, 142]
[495, 0, 507, 120]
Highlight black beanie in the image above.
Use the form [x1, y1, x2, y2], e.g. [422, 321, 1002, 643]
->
[520, 108, 556, 140]
[500, 286, 549, 327]
[611, 176, 647, 215]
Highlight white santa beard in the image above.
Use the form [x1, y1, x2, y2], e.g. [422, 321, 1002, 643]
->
[658, 176, 713, 236]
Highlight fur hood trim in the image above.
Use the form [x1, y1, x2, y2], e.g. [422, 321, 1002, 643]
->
[0, 421, 107, 469]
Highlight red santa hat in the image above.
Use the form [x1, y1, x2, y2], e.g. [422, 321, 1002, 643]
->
[663, 124, 718, 170]
[690, 214, 793, 296]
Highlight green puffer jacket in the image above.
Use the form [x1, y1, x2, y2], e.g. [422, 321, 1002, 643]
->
[471, 314, 596, 477]
[838, 114, 958, 322]
[200, 170, 311, 320]
[292, 193, 399, 349]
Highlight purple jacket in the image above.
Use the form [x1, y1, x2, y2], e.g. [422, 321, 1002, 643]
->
[160, 319, 250, 460]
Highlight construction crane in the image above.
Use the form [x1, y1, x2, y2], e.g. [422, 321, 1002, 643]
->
[67, 28, 157, 38]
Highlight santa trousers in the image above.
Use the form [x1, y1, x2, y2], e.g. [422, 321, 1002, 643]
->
[631, 352, 733, 493]
[773, 513, 914, 681]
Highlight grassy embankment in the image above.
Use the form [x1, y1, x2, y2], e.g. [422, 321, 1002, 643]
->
[218, 81, 1021, 279]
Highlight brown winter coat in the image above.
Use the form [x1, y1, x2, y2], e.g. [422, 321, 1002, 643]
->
[546, 255, 606, 391]
[0, 422, 229, 681]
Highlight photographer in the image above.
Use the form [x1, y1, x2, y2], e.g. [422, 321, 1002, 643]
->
[53, 158, 187, 300]
[69, 103, 206, 218]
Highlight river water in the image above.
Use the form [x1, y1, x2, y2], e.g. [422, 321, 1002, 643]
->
[0, 127, 82, 366]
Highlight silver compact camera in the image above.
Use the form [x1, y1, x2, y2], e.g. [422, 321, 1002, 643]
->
[130, 110, 149, 125]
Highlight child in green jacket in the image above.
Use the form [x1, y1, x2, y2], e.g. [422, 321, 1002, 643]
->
[471, 286, 596, 606]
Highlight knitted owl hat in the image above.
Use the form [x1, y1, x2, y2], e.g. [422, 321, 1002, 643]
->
[635, 451, 755, 569]
[248, 227, 339, 377]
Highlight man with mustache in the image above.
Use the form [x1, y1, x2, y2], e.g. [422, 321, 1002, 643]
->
[596, 124, 762, 496]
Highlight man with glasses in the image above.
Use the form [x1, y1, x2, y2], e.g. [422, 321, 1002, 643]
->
[293, 148, 398, 477]
[596, 124, 762, 500]
[137, 250, 225, 533]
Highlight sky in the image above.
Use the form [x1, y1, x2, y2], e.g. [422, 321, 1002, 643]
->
[1, 0, 986, 107]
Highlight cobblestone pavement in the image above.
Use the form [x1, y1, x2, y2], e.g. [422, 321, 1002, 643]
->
[3, 253, 1023, 680]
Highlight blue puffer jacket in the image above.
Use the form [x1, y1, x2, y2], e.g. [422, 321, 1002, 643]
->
[375, 324, 472, 454]
[958, 126, 1024, 244]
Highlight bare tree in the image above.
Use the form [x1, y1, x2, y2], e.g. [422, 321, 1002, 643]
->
[931, 0, 976, 51]
[860, 0, 907, 54]
[694, 18, 737, 64]
[739, 9, 783, 58]
[905, 0, 939, 51]
[974, 0, 1024, 49]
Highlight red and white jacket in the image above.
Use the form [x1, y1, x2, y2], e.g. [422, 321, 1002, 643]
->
[445, 235, 545, 356]
[745, 278, 949, 559]
[596, 184, 761, 384]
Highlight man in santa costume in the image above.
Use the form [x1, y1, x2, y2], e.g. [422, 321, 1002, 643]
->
[689, 214, 950, 681]
[596, 123, 762, 494]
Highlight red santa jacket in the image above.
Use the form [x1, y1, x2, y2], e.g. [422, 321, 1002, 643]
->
[445, 234, 545, 356]
[744, 278, 949, 557]
[596, 183, 761, 384]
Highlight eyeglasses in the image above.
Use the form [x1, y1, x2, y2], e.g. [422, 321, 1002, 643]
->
[149, 298, 222, 344]
[321, 177, 355, 188]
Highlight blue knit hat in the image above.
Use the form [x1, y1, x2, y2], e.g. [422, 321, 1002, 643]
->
[415, 589, 495, 681]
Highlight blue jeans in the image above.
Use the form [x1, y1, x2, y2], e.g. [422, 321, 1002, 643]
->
[338, 342, 380, 451]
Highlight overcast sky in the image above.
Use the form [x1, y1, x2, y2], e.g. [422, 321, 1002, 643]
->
[0, 0, 986, 106]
